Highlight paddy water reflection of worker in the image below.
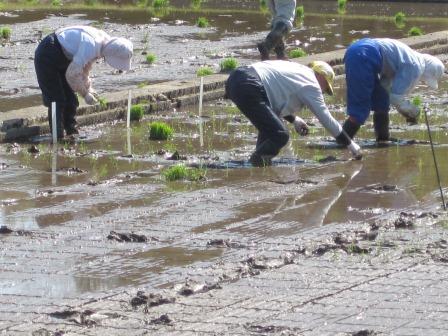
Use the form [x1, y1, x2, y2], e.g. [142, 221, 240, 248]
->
[338, 38, 445, 143]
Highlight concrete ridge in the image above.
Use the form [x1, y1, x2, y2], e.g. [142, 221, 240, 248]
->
[1, 31, 447, 142]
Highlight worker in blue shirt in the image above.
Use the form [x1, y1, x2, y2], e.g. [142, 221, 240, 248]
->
[339, 38, 444, 142]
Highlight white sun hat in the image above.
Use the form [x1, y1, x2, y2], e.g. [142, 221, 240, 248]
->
[421, 54, 444, 89]
[103, 37, 133, 71]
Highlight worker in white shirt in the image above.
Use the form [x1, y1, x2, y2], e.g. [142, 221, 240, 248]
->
[225, 60, 362, 166]
[34, 26, 133, 139]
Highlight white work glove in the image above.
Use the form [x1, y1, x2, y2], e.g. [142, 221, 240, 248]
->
[84, 90, 99, 105]
[396, 100, 421, 122]
[348, 141, 362, 160]
[293, 116, 309, 136]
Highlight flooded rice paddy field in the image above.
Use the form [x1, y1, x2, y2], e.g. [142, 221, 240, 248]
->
[1, 0, 448, 311]
[2, 0, 448, 111]
[1, 78, 448, 298]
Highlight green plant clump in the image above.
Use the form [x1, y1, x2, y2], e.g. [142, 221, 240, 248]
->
[412, 96, 422, 107]
[296, 5, 305, 21]
[149, 121, 173, 140]
[0, 26, 12, 40]
[152, 0, 169, 8]
[259, 0, 267, 11]
[197, 66, 214, 77]
[220, 57, 238, 72]
[98, 97, 107, 109]
[163, 164, 206, 182]
[51, 0, 62, 6]
[84, 0, 98, 6]
[337, 0, 347, 13]
[288, 48, 307, 58]
[196, 17, 209, 28]
[394, 12, 406, 26]
[130, 104, 145, 121]
[146, 53, 157, 64]
[408, 26, 423, 36]
[191, 0, 201, 9]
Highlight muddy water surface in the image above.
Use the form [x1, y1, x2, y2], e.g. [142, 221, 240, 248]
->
[1, 79, 448, 297]
[1, 0, 448, 299]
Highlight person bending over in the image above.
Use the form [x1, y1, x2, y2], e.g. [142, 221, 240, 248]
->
[341, 37, 444, 142]
[34, 25, 133, 139]
[225, 60, 362, 166]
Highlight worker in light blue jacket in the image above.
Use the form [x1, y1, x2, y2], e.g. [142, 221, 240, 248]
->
[340, 38, 444, 142]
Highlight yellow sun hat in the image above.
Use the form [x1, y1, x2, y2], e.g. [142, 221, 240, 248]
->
[309, 61, 335, 95]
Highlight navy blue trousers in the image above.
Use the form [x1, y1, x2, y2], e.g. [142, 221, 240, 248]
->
[225, 66, 289, 158]
[34, 33, 79, 131]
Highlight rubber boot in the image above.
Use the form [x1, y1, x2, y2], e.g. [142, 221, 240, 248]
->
[64, 105, 79, 136]
[373, 112, 390, 142]
[258, 21, 288, 61]
[48, 106, 64, 140]
[340, 117, 361, 141]
[274, 40, 287, 60]
[249, 152, 273, 167]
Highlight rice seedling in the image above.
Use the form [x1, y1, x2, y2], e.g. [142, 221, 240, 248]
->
[51, 0, 62, 6]
[149, 121, 173, 140]
[288, 48, 307, 58]
[197, 66, 214, 77]
[191, 0, 201, 9]
[220, 57, 238, 72]
[0, 27, 12, 40]
[137, 81, 149, 88]
[152, 0, 168, 8]
[130, 104, 145, 121]
[146, 53, 157, 65]
[98, 97, 107, 109]
[163, 164, 206, 182]
[296, 5, 305, 21]
[259, 0, 267, 11]
[408, 26, 423, 36]
[197, 17, 209, 28]
[84, 0, 98, 6]
[394, 12, 406, 27]
[337, 0, 347, 14]
[412, 96, 422, 108]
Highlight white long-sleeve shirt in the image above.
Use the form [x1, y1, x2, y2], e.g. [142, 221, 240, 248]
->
[56, 26, 111, 96]
[251, 60, 343, 138]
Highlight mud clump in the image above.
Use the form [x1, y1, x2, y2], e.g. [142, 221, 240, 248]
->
[130, 291, 175, 308]
[49, 309, 96, 326]
[317, 155, 340, 163]
[351, 330, 379, 336]
[206, 238, 245, 248]
[0, 226, 13, 234]
[58, 167, 87, 175]
[245, 324, 296, 333]
[363, 184, 399, 193]
[245, 255, 293, 270]
[0, 162, 9, 170]
[175, 280, 221, 296]
[107, 231, 148, 243]
[27, 145, 40, 154]
[150, 314, 173, 325]
[269, 177, 318, 185]
[393, 215, 415, 229]
[167, 150, 187, 160]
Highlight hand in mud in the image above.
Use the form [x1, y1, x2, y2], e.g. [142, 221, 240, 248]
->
[348, 141, 362, 160]
[293, 116, 309, 136]
[84, 90, 98, 105]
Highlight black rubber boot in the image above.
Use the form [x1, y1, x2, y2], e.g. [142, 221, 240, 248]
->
[258, 21, 288, 61]
[373, 112, 390, 142]
[249, 152, 273, 167]
[48, 106, 64, 139]
[274, 40, 287, 60]
[339, 117, 361, 141]
[64, 105, 79, 136]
